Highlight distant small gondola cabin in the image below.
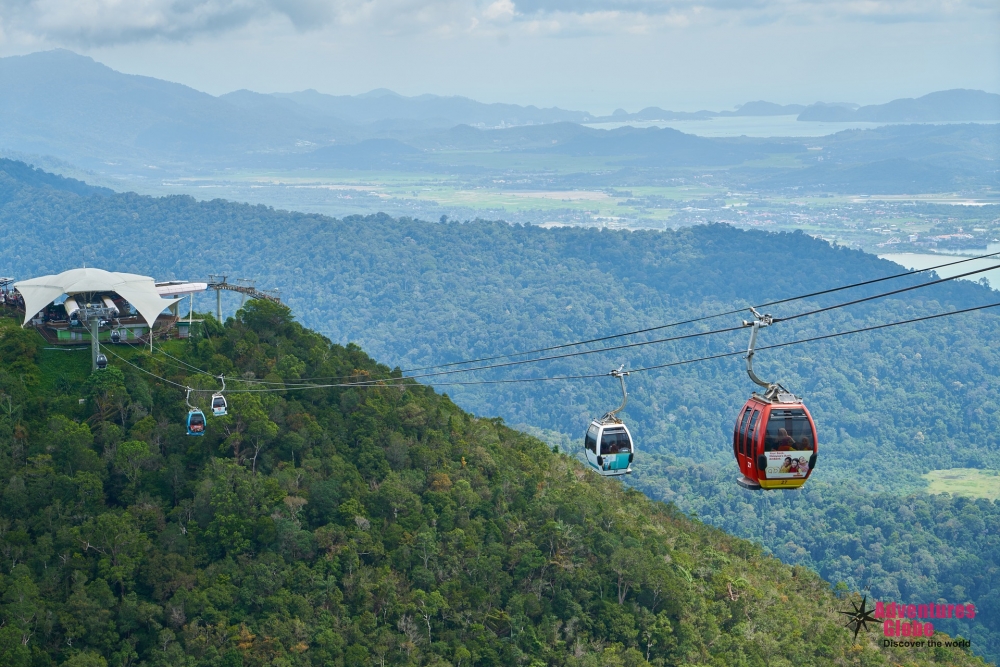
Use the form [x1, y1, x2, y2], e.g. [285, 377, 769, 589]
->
[187, 409, 206, 436]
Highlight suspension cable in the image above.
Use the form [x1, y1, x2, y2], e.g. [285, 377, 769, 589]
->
[149, 344, 288, 386]
[106, 299, 999, 393]
[102, 257, 1000, 391]
[408, 299, 1000, 388]
[776, 262, 1000, 323]
[271, 251, 1000, 383]
[396, 249, 1000, 372]
[103, 346, 189, 389]
[286, 260, 1000, 385]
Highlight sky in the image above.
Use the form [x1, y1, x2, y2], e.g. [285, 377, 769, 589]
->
[0, 0, 997, 113]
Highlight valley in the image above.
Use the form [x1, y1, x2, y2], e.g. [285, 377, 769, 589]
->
[0, 46, 998, 667]
[78, 168, 1000, 255]
[2, 302, 990, 666]
[2, 158, 1000, 661]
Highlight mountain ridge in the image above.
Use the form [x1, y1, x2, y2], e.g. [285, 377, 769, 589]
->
[1, 300, 988, 665]
[799, 89, 1000, 122]
[1, 158, 999, 662]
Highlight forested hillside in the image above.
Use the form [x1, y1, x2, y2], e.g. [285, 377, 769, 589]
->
[1, 160, 999, 661]
[2, 304, 983, 666]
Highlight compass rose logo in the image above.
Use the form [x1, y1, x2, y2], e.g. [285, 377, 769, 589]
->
[839, 596, 880, 642]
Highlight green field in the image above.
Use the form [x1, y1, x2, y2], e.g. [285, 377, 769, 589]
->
[923, 468, 1000, 500]
[158, 170, 734, 228]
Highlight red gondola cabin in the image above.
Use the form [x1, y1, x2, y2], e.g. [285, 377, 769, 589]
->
[734, 395, 817, 490]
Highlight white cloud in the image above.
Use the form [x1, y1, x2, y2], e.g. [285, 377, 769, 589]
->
[0, 0, 331, 43]
[0, 0, 993, 46]
[483, 0, 514, 20]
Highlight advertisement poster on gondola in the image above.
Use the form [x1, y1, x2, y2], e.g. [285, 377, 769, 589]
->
[764, 451, 811, 478]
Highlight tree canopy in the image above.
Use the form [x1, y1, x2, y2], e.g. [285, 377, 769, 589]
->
[0, 304, 986, 666]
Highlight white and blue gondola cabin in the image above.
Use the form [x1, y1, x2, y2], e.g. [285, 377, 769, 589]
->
[584, 420, 634, 476]
[187, 409, 206, 436]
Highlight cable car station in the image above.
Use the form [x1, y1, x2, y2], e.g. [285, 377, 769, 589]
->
[2, 268, 208, 372]
[2, 268, 284, 371]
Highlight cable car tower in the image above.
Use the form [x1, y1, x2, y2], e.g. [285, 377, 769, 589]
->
[207, 275, 281, 322]
[78, 302, 119, 371]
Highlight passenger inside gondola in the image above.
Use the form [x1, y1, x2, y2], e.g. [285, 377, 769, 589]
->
[764, 409, 813, 452]
[776, 428, 795, 450]
[600, 429, 631, 455]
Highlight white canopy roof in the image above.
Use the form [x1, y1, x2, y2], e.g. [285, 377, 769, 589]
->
[14, 268, 181, 329]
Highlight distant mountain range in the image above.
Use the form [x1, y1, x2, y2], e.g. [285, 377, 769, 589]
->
[0, 50, 353, 168]
[797, 90, 1000, 122]
[269, 88, 593, 127]
[0, 49, 996, 194]
[594, 101, 809, 122]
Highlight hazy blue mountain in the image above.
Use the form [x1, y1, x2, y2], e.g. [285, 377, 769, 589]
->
[0, 50, 352, 170]
[218, 88, 323, 118]
[0, 49, 592, 170]
[273, 87, 593, 127]
[535, 125, 804, 165]
[593, 106, 715, 121]
[0, 157, 111, 196]
[750, 123, 1000, 192]
[593, 101, 805, 121]
[719, 100, 807, 116]
[290, 137, 423, 168]
[815, 123, 1000, 171]
[344, 117, 987, 200]
[412, 121, 598, 150]
[799, 89, 1000, 122]
[0, 49, 994, 195]
[411, 122, 997, 190]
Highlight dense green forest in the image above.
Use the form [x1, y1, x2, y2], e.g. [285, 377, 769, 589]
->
[3, 303, 985, 667]
[630, 460, 1000, 656]
[1, 160, 999, 661]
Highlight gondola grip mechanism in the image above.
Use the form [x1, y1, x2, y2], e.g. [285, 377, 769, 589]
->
[602, 365, 629, 422]
[743, 307, 773, 390]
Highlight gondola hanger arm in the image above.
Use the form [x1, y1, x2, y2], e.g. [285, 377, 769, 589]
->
[603, 366, 629, 421]
[744, 308, 773, 389]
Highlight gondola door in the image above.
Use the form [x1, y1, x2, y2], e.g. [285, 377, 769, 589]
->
[736, 401, 765, 489]
[584, 423, 600, 470]
[733, 403, 755, 481]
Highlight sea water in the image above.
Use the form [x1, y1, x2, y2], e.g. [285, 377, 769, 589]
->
[880, 245, 1000, 291]
[583, 116, 1000, 138]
